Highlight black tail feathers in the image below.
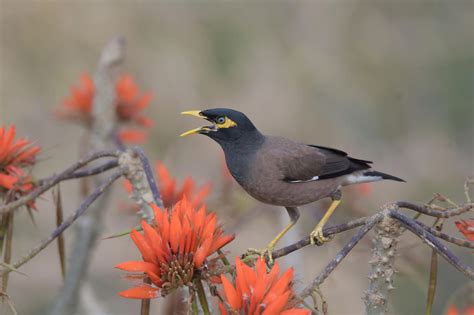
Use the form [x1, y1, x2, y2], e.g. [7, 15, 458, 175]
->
[364, 171, 406, 183]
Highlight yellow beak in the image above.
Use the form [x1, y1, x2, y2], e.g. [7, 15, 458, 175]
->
[180, 110, 207, 137]
[181, 110, 203, 118]
[180, 127, 205, 137]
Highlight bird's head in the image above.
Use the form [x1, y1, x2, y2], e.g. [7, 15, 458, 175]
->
[180, 108, 259, 143]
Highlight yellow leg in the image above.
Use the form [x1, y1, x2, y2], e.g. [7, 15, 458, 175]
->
[267, 220, 297, 249]
[310, 199, 341, 245]
[246, 207, 299, 264]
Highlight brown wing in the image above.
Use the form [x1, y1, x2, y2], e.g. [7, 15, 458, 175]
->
[264, 138, 372, 182]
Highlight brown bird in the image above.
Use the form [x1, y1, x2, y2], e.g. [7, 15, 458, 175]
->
[181, 108, 404, 260]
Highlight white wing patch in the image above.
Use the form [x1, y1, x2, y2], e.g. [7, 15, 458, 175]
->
[345, 174, 382, 185]
[288, 176, 319, 183]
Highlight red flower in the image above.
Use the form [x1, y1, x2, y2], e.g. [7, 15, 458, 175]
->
[455, 219, 474, 241]
[58, 73, 153, 143]
[447, 306, 459, 315]
[115, 75, 153, 144]
[57, 74, 95, 125]
[0, 125, 40, 208]
[156, 161, 211, 208]
[116, 198, 234, 299]
[115, 75, 153, 125]
[116, 129, 147, 144]
[219, 257, 310, 315]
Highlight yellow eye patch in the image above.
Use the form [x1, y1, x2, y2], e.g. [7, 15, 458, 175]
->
[216, 117, 237, 129]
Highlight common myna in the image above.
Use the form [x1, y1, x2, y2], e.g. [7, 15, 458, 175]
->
[181, 108, 404, 260]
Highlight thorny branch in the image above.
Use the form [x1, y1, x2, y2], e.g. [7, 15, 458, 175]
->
[363, 205, 402, 315]
[132, 147, 163, 208]
[118, 148, 163, 222]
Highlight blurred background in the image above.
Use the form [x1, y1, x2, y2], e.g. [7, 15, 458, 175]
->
[1, 1, 473, 314]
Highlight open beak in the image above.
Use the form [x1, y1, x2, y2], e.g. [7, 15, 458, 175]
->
[180, 110, 217, 137]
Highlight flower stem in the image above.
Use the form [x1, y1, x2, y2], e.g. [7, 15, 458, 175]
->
[217, 249, 230, 266]
[140, 278, 151, 315]
[2, 211, 14, 292]
[195, 279, 211, 315]
[425, 218, 442, 315]
[425, 249, 437, 315]
[191, 292, 199, 315]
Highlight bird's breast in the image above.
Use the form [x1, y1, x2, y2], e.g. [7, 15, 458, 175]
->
[224, 152, 253, 186]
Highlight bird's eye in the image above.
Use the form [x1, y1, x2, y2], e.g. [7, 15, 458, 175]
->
[216, 116, 226, 124]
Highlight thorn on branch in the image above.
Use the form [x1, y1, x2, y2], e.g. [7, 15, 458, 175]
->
[118, 149, 162, 222]
[132, 147, 163, 207]
[363, 204, 402, 315]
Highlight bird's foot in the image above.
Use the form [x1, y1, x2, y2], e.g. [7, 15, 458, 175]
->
[242, 246, 275, 265]
[309, 226, 333, 245]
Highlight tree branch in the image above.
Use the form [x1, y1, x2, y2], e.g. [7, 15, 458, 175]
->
[0, 171, 123, 277]
[118, 149, 163, 222]
[292, 197, 473, 314]
[363, 205, 402, 315]
[272, 216, 370, 260]
[0, 150, 119, 215]
[48, 35, 126, 315]
[415, 219, 474, 249]
[131, 147, 163, 208]
[389, 210, 474, 280]
[300, 211, 384, 298]
[396, 201, 473, 218]
[63, 160, 119, 180]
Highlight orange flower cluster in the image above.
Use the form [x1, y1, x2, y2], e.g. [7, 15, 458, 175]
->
[58, 73, 153, 144]
[220, 257, 309, 315]
[455, 219, 474, 241]
[0, 125, 40, 207]
[156, 161, 211, 208]
[116, 198, 234, 299]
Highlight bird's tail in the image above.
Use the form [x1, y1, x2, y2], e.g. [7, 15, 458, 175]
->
[363, 171, 406, 182]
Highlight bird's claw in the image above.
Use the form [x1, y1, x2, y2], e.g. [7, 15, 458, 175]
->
[310, 226, 333, 245]
[243, 247, 275, 265]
